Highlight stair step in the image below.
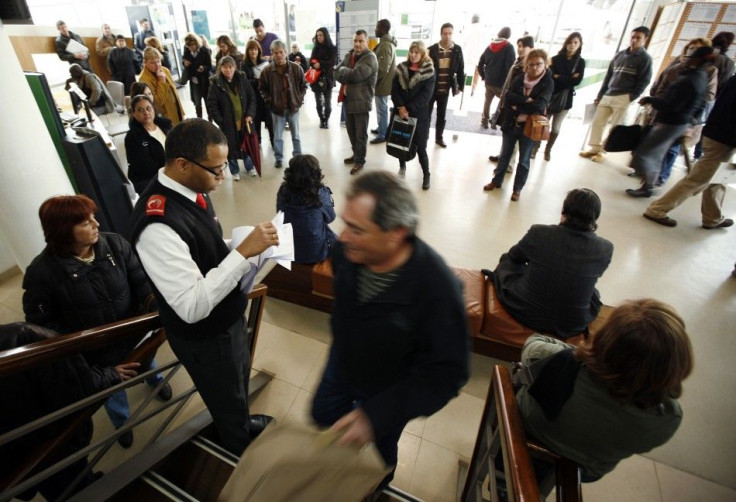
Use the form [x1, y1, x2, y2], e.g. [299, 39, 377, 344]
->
[107, 475, 181, 501]
[149, 438, 235, 501]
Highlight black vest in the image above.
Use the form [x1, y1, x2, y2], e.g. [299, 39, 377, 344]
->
[130, 179, 247, 339]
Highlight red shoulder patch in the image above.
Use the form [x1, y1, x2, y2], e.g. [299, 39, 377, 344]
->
[145, 195, 166, 216]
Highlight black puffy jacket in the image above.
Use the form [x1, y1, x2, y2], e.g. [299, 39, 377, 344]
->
[22, 233, 153, 366]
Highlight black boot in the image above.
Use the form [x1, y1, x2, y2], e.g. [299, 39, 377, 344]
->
[422, 172, 430, 190]
[544, 132, 558, 161]
[195, 104, 203, 119]
[323, 110, 331, 129]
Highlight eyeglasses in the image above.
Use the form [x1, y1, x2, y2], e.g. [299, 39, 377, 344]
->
[186, 158, 226, 177]
[527, 62, 546, 68]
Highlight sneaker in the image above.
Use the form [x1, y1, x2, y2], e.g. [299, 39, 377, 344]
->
[370, 128, 379, 134]
[248, 169, 257, 177]
[579, 150, 598, 158]
[591, 153, 606, 163]
[232, 174, 241, 181]
[369, 137, 386, 144]
[703, 218, 733, 229]
[274, 160, 283, 168]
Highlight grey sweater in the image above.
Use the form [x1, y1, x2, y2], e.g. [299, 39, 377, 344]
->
[597, 47, 652, 101]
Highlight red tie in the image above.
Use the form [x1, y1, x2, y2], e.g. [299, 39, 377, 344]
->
[195, 193, 207, 210]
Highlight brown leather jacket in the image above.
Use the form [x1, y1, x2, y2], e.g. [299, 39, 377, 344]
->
[258, 60, 306, 116]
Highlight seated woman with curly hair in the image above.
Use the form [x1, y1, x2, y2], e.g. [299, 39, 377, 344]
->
[276, 154, 337, 263]
[516, 298, 693, 484]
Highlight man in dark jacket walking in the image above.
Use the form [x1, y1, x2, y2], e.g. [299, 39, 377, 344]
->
[644, 73, 736, 229]
[428, 23, 465, 147]
[311, 171, 469, 496]
[107, 35, 141, 94]
[476, 27, 515, 129]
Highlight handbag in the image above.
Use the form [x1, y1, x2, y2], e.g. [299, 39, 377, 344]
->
[547, 57, 580, 114]
[604, 124, 647, 152]
[523, 114, 550, 142]
[386, 115, 418, 162]
[305, 65, 321, 85]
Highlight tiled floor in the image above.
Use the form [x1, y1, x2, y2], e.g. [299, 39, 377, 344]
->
[3, 85, 736, 501]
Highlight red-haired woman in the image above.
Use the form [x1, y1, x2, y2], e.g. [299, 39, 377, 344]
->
[22, 195, 171, 449]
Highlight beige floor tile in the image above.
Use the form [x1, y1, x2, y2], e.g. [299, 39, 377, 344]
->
[656, 462, 736, 502]
[249, 377, 300, 422]
[302, 343, 329, 393]
[580, 455, 662, 502]
[409, 439, 464, 502]
[461, 352, 505, 401]
[262, 298, 332, 344]
[422, 392, 485, 457]
[404, 416, 427, 438]
[392, 432, 422, 493]
[251, 322, 326, 388]
[283, 388, 317, 427]
[0, 271, 22, 305]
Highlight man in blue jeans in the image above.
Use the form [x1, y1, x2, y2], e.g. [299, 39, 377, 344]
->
[259, 40, 306, 168]
[370, 19, 396, 144]
[311, 172, 469, 497]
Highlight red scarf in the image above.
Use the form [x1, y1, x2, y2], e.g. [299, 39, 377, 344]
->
[337, 53, 356, 103]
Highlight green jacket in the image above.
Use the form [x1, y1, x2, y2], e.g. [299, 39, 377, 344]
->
[373, 34, 397, 96]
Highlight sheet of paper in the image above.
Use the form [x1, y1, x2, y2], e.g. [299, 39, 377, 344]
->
[65, 39, 88, 54]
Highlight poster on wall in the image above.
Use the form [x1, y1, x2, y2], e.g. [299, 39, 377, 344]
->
[191, 10, 211, 40]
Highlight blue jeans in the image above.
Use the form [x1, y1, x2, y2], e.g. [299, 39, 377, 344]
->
[658, 140, 681, 184]
[374, 95, 389, 139]
[272, 111, 302, 162]
[227, 154, 255, 175]
[492, 123, 536, 192]
[105, 357, 164, 429]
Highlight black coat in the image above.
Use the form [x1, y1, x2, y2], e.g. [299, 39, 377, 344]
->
[550, 53, 585, 110]
[647, 66, 708, 125]
[289, 51, 309, 72]
[391, 61, 436, 142]
[704, 75, 736, 147]
[500, 70, 555, 133]
[125, 115, 172, 194]
[207, 72, 257, 160]
[107, 47, 141, 94]
[241, 58, 270, 124]
[428, 43, 465, 95]
[22, 232, 154, 367]
[182, 46, 213, 100]
[309, 43, 338, 88]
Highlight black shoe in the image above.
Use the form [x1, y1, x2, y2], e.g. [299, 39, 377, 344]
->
[344, 156, 355, 165]
[117, 430, 133, 449]
[274, 160, 283, 168]
[370, 128, 379, 134]
[488, 155, 499, 163]
[435, 139, 447, 148]
[369, 137, 386, 144]
[156, 383, 172, 402]
[249, 414, 275, 440]
[703, 218, 734, 229]
[626, 186, 653, 198]
[643, 213, 677, 227]
[627, 171, 640, 177]
[422, 173, 430, 190]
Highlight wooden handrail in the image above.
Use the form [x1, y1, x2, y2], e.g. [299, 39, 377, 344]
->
[493, 365, 541, 502]
[461, 365, 582, 502]
[0, 312, 161, 378]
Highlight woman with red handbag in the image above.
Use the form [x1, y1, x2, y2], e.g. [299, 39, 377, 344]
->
[309, 28, 337, 128]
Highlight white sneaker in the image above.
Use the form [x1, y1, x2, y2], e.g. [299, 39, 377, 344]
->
[247, 170, 257, 177]
[233, 174, 241, 181]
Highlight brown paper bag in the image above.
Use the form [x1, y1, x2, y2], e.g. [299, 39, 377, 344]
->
[218, 422, 391, 502]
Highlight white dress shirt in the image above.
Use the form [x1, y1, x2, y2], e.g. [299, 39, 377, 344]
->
[136, 169, 251, 324]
